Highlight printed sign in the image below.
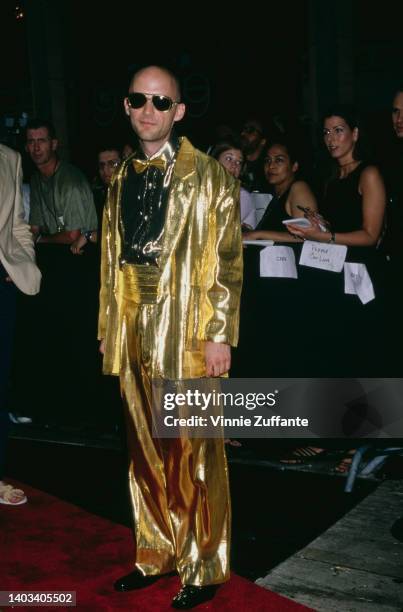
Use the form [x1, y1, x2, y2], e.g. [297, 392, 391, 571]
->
[260, 246, 298, 278]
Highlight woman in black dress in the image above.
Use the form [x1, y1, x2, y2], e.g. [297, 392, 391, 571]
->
[287, 106, 387, 470]
[243, 139, 317, 242]
[288, 107, 385, 255]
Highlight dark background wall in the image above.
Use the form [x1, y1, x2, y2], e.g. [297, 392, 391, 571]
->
[1, 0, 402, 178]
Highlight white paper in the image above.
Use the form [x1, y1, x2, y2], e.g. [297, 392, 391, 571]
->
[250, 193, 273, 225]
[260, 246, 298, 278]
[243, 239, 274, 246]
[299, 241, 347, 273]
[240, 189, 257, 229]
[344, 262, 375, 304]
[282, 217, 311, 228]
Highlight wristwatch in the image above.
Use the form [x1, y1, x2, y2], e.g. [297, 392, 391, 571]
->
[84, 230, 93, 242]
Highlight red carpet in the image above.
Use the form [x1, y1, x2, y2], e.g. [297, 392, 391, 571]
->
[2, 481, 312, 611]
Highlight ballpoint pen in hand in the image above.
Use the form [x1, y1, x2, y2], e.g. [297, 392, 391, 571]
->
[296, 205, 312, 215]
[296, 205, 330, 232]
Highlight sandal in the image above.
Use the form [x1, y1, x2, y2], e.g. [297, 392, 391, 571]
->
[280, 446, 329, 464]
[225, 439, 242, 447]
[0, 481, 27, 505]
[334, 450, 356, 474]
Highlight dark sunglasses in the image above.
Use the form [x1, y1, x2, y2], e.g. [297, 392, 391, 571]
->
[127, 92, 178, 112]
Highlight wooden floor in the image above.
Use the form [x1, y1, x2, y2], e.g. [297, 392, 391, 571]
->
[257, 479, 403, 612]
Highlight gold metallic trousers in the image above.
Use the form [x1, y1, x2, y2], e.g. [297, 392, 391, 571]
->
[119, 265, 231, 586]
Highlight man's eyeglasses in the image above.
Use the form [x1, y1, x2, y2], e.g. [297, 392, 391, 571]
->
[127, 92, 178, 112]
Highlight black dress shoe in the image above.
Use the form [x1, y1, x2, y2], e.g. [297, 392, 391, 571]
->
[171, 585, 218, 609]
[114, 569, 174, 592]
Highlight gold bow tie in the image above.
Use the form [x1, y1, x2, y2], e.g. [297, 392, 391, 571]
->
[132, 157, 167, 174]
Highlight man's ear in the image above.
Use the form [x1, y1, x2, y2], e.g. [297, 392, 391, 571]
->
[292, 161, 299, 173]
[123, 97, 131, 117]
[173, 102, 186, 123]
[51, 139, 58, 152]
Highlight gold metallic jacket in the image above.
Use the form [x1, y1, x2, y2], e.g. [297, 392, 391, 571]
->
[98, 137, 243, 378]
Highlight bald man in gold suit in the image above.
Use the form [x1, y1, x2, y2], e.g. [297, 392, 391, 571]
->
[98, 66, 242, 609]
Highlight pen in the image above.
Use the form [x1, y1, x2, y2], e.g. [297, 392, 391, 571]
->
[297, 205, 312, 214]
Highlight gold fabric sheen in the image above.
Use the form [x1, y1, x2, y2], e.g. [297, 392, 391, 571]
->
[132, 157, 167, 174]
[120, 264, 231, 584]
[98, 137, 243, 585]
[122, 263, 161, 303]
[99, 137, 243, 379]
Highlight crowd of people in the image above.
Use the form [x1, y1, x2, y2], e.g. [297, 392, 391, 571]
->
[1, 66, 402, 607]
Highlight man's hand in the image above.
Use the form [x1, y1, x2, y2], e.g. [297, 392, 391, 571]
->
[38, 229, 81, 245]
[70, 234, 87, 255]
[99, 339, 105, 354]
[205, 341, 231, 377]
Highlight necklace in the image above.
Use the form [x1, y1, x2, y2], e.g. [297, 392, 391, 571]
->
[275, 179, 294, 199]
[38, 160, 63, 233]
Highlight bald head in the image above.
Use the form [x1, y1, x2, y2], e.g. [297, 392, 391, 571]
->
[129, 66, 181, 102]
[124, 65, 186, 156]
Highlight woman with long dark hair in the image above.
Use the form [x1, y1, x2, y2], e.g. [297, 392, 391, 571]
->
[286, 106, 388, 471]
[289, 106, 386, 248]
[243, 139, 317, 242]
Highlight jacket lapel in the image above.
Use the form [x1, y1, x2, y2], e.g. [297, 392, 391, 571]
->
[0, 148, 11, 229]
[158, 137, 197, 272]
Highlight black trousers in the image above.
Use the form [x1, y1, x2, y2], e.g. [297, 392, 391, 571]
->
[0, 263, 16, 479]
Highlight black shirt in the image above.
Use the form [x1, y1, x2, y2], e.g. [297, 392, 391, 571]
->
[120, 133, 179, 265]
